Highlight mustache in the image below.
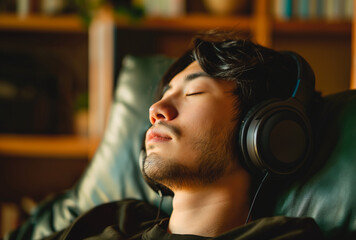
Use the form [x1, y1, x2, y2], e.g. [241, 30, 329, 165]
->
[153, 121, 182, 138]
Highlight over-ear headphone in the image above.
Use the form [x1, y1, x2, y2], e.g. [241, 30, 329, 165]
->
[239, 51, 315, 176]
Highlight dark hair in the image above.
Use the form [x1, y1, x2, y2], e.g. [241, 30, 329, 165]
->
[193, 31, 299, 120]
[158, 31, 298, 121]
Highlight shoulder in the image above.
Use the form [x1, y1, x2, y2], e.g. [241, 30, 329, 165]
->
[67, 199, 159, 227]
[216, 216, 324, 240]
[44, 199, 165, 240]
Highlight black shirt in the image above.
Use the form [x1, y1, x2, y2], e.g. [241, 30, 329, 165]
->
[44, 199, 324, 240]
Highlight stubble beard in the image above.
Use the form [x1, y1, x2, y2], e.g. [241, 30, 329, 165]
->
[143, 126, 236, 191]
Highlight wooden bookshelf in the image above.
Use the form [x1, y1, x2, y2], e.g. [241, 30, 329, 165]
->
[114, 14, 252, 32]
[0, 14, 93, 162]
[273, 19, 352, 35]
[0, 14, 86, 32]
[0, 134, 100, 159]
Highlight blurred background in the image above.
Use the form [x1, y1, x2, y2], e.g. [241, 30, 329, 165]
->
[0, 0, 355, 235]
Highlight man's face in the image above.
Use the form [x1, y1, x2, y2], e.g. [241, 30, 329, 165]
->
[144, 61, 239, 191]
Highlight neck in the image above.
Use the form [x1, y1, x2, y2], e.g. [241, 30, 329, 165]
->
[168, 168, 251, 237]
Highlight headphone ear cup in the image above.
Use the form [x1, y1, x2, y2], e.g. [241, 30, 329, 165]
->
[239, 99, 312, 175]
[239, 100, 275, 174]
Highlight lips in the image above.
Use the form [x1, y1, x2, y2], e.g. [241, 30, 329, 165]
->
[146, 128, 172, 143]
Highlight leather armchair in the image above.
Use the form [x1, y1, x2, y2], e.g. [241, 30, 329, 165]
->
[5, 55, 356, 240]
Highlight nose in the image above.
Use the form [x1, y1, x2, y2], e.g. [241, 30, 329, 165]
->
[149, 99, 178, 124]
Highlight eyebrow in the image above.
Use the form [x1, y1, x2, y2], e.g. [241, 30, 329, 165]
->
[184, 72, 210, 82]
[162, 72, 210, 95]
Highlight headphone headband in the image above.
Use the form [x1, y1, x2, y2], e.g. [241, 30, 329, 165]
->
[281, 51, 315, 108]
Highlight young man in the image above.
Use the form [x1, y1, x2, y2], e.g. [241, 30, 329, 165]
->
[44, 31, 323, 239]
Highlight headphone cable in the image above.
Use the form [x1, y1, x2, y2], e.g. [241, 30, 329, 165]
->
[245, 171, 270, 225]
[154, 190, 164, 223]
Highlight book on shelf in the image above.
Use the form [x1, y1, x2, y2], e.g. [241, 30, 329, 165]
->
[272, 0, 354, 21]
[143, 0, 186, 17]
[1, 0, 77, 16]
[297, 0, 309, 19]
[273, 0, 293, 20]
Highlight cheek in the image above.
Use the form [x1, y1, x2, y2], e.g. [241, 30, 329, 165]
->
[184, 102, 237, 153]
[188, 99, 234, 125]
[179, 101, 230, 141]
[180, 105, 216, 135]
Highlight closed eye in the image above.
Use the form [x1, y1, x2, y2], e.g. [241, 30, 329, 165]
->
[186, 92, 204, 96]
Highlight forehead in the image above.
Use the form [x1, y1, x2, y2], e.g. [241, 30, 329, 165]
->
[167, 61, 236, 91]
[169, 61, 205, 85]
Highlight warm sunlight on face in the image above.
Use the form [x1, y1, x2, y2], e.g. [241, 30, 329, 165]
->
[144, 61, 239, 190]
